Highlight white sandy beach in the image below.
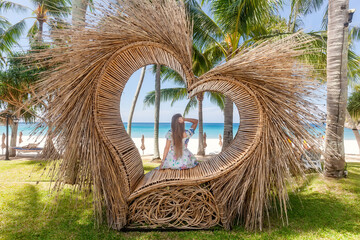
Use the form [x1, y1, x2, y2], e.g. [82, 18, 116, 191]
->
[132, 138, 360, 156]
[11, 136, 359, 157]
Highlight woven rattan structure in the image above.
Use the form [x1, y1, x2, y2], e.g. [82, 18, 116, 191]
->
[33, 0, 328, 231]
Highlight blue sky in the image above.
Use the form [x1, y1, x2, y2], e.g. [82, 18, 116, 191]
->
[2, 0, 360, 123]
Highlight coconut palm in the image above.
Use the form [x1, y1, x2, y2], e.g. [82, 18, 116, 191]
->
[1, 0, 70, 44]
[72, 0, 91, 26]
[127, 67, 146, 137]
[187, 0, 283, 150]
[153, 64, 161, 160]
[323, 0, 349, 178]
[65, 0, 92, 184]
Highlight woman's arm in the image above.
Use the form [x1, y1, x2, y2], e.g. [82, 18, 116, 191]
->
[183, 118, 198, 130]
[160, 139, 171, 169]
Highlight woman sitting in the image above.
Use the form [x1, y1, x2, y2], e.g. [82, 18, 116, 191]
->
[159, 114, 199, 170]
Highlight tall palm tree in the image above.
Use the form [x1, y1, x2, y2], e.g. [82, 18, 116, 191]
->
[72, 0, 91, 27]
[188, 0, 283, 150]
[324, 0, 349, 178]
[153, 64, 161, 160]
[127, 66, 146, 137]
[65, 0, 91, 184]
[1, 0, 70, 44]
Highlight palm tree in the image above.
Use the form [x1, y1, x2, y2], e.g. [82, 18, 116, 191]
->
[65, 0, 91, 184]
[127, 66, 146, 137]
[1, 0, 70, 44]
[188, 0, 282, 150]
[153, 64, 161, 160]
[72, 0, 91, 27]
[324, 0, 349, 178]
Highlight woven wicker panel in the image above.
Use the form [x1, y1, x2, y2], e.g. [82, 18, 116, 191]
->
[127, 77, 261, 200]
[94, 45, 263, 199]
[95, 43, 194, 192]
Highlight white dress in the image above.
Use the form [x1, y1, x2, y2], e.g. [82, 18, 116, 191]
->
[161, 128, 198, 170]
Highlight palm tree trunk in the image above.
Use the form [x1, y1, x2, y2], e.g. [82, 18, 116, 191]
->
[346, 109, 360, 151]
[72, 0, 89, 27]
[197, 93, 205, 156]
[222, 96, 233, 151]
[127, 66, 146, 137]
[37, 20, 43, 43]
[9, 119, 19, 157]
[324, 0, 349, 178]
[64, 0, 90, 184]
[153, 64, 161, 160]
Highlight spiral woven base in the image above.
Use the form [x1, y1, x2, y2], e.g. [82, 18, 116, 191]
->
[127, 185, 220, 229]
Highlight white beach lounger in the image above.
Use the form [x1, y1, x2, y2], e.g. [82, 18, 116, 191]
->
[12, 143, 43, 157]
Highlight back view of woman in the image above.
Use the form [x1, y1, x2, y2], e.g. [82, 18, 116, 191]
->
[160, 114, 198, 170]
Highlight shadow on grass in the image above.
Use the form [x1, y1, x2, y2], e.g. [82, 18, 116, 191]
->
[1, 184, 122, 240]
[252, 163, 360, 238]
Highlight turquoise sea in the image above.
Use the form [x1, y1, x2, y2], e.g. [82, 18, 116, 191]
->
[0, 122, 357, 140]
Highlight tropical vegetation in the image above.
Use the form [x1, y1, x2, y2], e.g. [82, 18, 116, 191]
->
[0, 51, 38, 156]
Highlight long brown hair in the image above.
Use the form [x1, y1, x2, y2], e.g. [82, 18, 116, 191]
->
[171, 113, 185, 159]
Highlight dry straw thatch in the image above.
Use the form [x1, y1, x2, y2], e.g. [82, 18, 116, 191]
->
[30, 0, 331, 231]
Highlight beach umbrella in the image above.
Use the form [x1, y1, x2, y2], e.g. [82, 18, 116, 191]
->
[203, 132, 207, 149]
[140, 135, 145, 155]
[19, 131, 23, 145]
[219, 134, 222, 147]
[1, 133, 5, 154]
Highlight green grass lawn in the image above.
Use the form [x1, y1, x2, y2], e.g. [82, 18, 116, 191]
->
[0, 159, 359, 240]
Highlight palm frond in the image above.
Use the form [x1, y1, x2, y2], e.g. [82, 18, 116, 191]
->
[143, 88, 188, 107]
[348, 49, 360, 87]
[27, 21, 38, 42]
[183, 97, 197, 116]
[0, 1, 30, 12]
[348, 90, 360, 123]
[210, 0, 282, 39]
[207, 91, 225, 110]
[185, 0, 225, 51]
[151, 65, 186, 86]
[31, 0, 71, 18]
[350, 26, 360, 42]
[0, 19, 26, 54]
[320, 4, 328, 30]
[298, 0, 325, 16]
